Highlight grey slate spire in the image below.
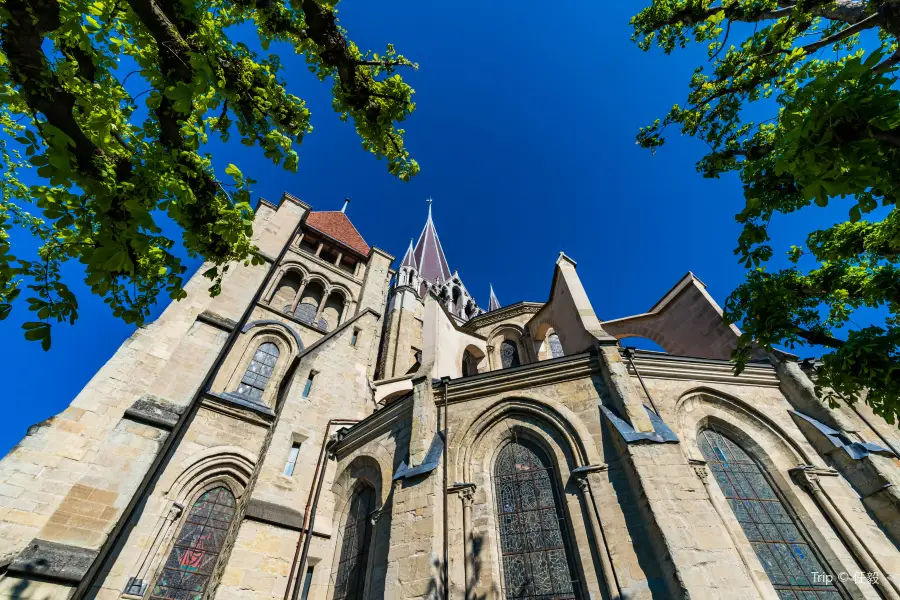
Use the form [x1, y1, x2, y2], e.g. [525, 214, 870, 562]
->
[400, 239, 417, 270]
[412, 199, 452, 284]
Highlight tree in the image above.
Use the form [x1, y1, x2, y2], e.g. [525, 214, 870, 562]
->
[0, 0, 418, 349]
[631, 0, 900, 423]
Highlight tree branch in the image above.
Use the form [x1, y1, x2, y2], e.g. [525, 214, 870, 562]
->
[797, 10, 882, 54]
[795, 327, 846, 348]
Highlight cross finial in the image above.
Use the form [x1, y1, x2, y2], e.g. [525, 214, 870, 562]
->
[425, 197, 433, 219]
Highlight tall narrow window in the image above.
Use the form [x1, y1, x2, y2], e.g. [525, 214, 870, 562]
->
[333, 487, 375, 600]
[236, 342, 280, 402]
[698, 429, 841, 599]
[351, 329, 360, 347]
[494, 440, 578, 600]
[299, 566, 314, 600]
[151, 487, 236, 600]
[500, 339, 521, 369]
[547, 333, 564, 359]
[284, 442, 301, 477]
[303, 372, 316, 398]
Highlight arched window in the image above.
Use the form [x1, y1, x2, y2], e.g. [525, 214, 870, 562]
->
[500, 339, 521, 369]
[494, 440, 578, 600]
[151, 487, 236, 600]
[547, 333, 564, 359]
[333, 486, 376, 600]
[698, 429, 841, 598]
[235, 342, 280, 402]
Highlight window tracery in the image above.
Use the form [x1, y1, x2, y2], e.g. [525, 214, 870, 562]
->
[150, 487, 236, 600]
[333, 486, 376, 600]
[494, 440, 578, 600]
[698, 429, 841, 599]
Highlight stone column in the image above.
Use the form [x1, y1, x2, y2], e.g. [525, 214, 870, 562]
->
[573, 469, 621, 600]
[460, 486, 475, 600]
[485, 345, 495, 371]
[790, 466, 900, 600]
[313, 287, 329, 327]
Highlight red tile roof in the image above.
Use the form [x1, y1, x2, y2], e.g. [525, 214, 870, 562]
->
[305, 211, 370, 256]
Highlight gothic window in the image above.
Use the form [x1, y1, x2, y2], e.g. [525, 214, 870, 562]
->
[151, 487, 236, 600]
[547, 333, 564, 359]
[235, 342, 279, 402]
[698, 429, 842, 599]
[494, 440, 578, 600]
[500, 339, 521, 369]
[333, 486, 376, 600]
[462, 350, 475, 378]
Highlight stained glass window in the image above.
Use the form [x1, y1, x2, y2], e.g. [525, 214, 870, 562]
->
[235, 342, 280, 402]
[333, 487, 375, 600]
[500, 340, 521, 369]
[151, 487, 236, 600]
[494, 440, 578, 600]
[547, 334, 564, 359]
[698, 429, 842, 600]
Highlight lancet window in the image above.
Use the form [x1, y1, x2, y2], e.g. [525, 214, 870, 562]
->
[333, 486, 376, 600]
[698, 429, 841, 599]
[235, 342, 280, 401]
[151, 487, 236, 600]
[494, 440, 578, 600]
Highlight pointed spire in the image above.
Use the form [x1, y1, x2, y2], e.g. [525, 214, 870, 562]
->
[413, 198, 452, 284]
[400, 238, 417, 270]
[488, 284, 501, 312]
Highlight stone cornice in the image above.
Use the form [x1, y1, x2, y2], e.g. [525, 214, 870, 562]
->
[626, 352, 780, 388]
[462, 301, 544, 330]
[331, 395, 414, 458]
[440, 352, 598, 404]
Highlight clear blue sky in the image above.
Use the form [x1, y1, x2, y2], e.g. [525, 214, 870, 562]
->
[0, 2, 851, 456]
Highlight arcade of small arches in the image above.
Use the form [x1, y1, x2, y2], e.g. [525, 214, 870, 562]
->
[266, 266, 356, 332]
[461, 325, 566, 377]
[395, 266, 483, 321]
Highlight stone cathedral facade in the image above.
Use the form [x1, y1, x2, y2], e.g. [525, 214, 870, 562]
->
[1, 193, 899, 600]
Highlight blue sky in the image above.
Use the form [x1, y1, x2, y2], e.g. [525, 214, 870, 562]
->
[0, 2, 855, 455]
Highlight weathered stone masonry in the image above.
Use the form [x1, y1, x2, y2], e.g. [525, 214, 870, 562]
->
[1, 194, 899, 600]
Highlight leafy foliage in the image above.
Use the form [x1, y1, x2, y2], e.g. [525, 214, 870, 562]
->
[0, 0, 419, 348]
[632, 0, 900, 423]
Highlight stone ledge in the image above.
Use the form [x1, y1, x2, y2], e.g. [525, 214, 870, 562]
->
[8, 539, 98, 584]
[123, 395, 184, 431]
[196, 310, 237, 332]
[245, 498, 306, 530]
[244, 499, 330, 539]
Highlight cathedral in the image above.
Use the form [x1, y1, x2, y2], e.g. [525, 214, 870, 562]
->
[1, 192, 899, 600]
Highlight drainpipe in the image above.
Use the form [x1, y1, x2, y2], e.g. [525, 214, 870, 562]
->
[441, 376, 451, 600]
[284, 419, 359, 600]
[286, 419, 358, 600]
[623, 348, 660, 415]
